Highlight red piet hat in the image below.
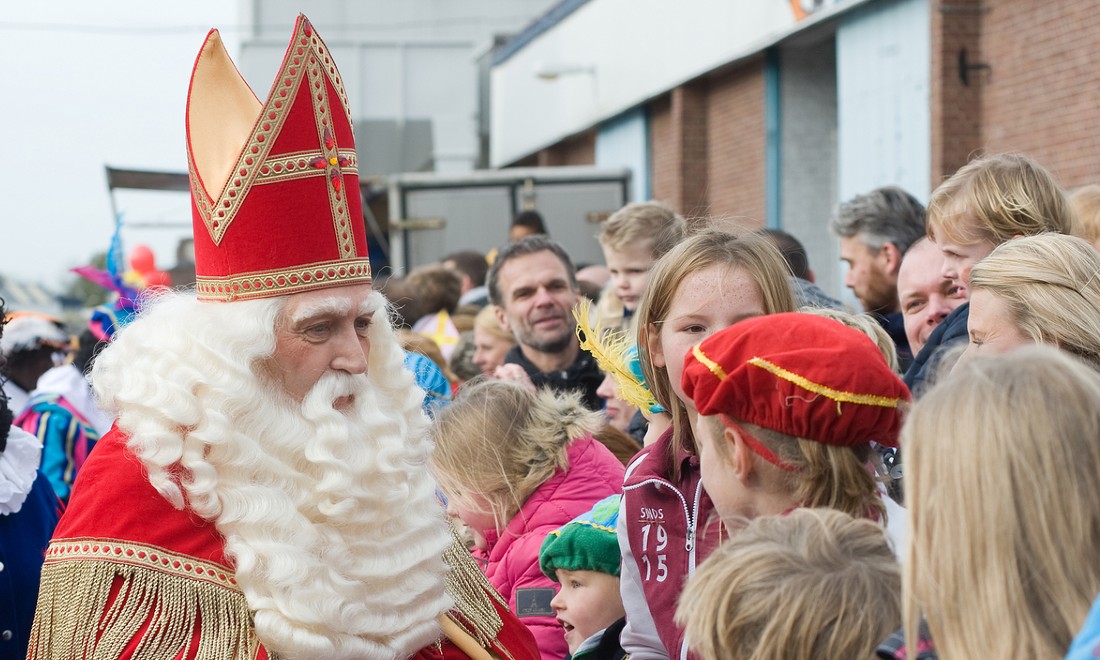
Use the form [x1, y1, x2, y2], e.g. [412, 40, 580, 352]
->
[186, 15, 370, 302]
[681, 313, 910, 448]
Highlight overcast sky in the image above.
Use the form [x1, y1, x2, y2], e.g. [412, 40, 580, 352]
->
[0, 2, 241, 291]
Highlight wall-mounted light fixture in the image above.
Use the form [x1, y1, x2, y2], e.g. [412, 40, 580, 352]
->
[534, 62, 596, 81]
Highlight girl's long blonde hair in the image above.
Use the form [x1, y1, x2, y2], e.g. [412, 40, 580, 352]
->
[429, 379, 603, 531]
[904, 346, 1100, 659]
[636, 228, 796, 476]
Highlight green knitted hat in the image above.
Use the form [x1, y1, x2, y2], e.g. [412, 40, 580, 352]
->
[539, 495, 621, 580]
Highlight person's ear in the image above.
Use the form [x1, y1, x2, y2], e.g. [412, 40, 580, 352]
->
[881, 242, 902, 275]
[725, 426, 754, 485]
[646, 323, 666, 368]
[494, 305, 511, 333]
[806, 267, 816, 284]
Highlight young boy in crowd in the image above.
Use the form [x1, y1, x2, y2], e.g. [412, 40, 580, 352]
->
[539, 495, 627, 660]
[676, 508, 902, 660]
[595, 201, 686, 335]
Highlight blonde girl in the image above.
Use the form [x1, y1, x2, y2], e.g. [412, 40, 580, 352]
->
[904, 346, 1100, 659]
[618, 228, 796, 660]
[431, 379, 625, 660]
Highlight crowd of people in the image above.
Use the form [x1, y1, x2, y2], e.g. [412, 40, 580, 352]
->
[4, 13, 1100, 660]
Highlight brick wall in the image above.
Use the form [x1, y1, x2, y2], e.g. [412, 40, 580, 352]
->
[646, 83, 710, 221]
[978, 0, 1100, 187]
[646, 60, 766, 229]
[705, 58, 766, 228]
[648, 94, 675, 205]
[536, 130, 596, 166]
[930, 0, 983, 184]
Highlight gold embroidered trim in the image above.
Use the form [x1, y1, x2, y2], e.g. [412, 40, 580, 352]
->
[305, 53, 356, 260]
[196, 258, 372, 302]
[304, 25, 353, 129]
[747, 357, 903, 410]
[191, 19, 356, 248]
[443, 523, 512, 660]
[251, 149, 358, 186]
[29, 539, 260, 660]
[43, 538, 239, 590]
[691, 343, 728, 380]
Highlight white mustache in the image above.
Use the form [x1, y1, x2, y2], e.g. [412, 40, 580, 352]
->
[302, 371, 368, 416]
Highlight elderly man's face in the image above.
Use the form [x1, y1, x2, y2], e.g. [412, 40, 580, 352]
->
[265, 283, 377, 410]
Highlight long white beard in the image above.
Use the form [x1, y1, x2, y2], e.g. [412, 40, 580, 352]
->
[93, 290, 453, 659]
[207, 370, 453, 659]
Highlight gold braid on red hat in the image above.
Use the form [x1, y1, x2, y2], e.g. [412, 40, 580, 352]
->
[689, 344, 903, 415]
[747, 357, 902, 414]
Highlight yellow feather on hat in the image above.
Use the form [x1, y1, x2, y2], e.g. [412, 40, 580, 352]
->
[572, 298, 659, 416]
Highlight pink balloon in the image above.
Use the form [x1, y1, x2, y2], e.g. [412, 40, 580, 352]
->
[130, 245, 156, 274]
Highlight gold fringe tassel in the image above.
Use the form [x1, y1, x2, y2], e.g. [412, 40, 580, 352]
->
[443, 524, 514, 659]
[29, 549, 259, 660]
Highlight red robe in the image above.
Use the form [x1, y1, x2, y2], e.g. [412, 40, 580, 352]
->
[28, 428, 539, 660]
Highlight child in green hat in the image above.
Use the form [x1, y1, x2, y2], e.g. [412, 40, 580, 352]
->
[539, 495, 627, 660]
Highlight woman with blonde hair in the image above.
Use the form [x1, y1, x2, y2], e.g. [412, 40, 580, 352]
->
[676, 508, 902, 660]
[904, 346, 1100, 658]
[964, 233, 1100, 366]
[471, 305, 516, 377]
[431, 379, 625, 660]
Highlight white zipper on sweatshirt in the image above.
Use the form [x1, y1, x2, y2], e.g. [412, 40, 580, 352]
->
[681, 479, 706, 660]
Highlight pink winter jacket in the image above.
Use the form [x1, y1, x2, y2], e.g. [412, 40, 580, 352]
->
[472, 436, 626, 660]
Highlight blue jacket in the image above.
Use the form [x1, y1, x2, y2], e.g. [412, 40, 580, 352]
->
[0, 470, 61, 660]
[903, 302, 970, 396]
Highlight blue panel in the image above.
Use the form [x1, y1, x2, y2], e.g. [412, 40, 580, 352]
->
[836, 0, 931, 202]
[596, 108, 648, 203]
[765, 48, 781, 229]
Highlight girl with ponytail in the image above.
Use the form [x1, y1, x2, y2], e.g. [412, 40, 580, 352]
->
[430, 379, 626, 660]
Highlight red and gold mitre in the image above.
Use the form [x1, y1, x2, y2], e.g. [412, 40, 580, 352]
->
[186, 15, 370, 302]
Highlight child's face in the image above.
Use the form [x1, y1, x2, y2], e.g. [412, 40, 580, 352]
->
[551, 569, 625, 654]
[934, 227, 997, 294]
[604, 243, 657, 312]
[697, 417, 741, 521]
[472, 325, 514, 376]
[596, 372, 640, 433]
[444, 492, 498, 550]
[648, 265, 766, 409]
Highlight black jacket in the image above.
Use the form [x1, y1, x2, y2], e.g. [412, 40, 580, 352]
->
[503, 345, 604, 411]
